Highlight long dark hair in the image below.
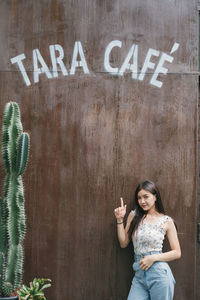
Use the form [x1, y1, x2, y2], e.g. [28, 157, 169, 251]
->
[128, 180, 165, 236]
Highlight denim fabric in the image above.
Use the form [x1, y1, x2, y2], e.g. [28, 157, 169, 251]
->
[127, 251, 175, 300]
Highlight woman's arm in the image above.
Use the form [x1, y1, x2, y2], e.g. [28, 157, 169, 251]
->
[117, 211, 134, 248]
[139, 218, 181, 270]
[153, 218, 181, 261]
[114, 198, 134, 248]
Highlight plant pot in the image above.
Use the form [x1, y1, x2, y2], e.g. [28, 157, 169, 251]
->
[0, 297, 18, 300]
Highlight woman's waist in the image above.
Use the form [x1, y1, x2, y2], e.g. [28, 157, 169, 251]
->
[134, 251, 162, 262]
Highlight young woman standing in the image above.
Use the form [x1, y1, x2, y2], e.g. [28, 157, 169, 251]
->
[114, 180, 181, 300]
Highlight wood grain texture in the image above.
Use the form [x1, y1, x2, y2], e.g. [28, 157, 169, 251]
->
[0, 0, 198, 299]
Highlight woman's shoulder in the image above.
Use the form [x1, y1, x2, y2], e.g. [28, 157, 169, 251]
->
[127, 210, 136, 222]
[131, 209, 136, 216]
[162, 214, 173, 221]
[159, 214, 174, 226]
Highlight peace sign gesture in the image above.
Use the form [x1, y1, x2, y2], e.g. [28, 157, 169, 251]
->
[114, 197, 127, 221]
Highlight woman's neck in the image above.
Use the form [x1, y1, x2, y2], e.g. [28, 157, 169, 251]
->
[146, 208, 160, 216]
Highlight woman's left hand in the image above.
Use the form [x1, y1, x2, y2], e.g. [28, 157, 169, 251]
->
[139, 255, 156, 271]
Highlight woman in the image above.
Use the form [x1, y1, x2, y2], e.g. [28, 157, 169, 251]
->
[114, 180, 181, 300]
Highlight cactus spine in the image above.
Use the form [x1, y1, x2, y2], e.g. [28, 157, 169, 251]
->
[0, 102, 30, 297]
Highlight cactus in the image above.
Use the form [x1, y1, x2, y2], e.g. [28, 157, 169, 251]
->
[0, 102, 30, 297]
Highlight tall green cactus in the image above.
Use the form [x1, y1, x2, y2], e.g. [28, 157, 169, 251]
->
[0, 102, 30, 297]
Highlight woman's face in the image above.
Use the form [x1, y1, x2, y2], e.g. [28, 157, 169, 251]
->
[137, 189, 156, 212]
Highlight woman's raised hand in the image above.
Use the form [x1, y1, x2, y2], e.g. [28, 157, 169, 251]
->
[114, 197, 127, 221]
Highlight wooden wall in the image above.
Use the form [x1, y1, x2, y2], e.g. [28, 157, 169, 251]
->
[0, 0, 198, 299]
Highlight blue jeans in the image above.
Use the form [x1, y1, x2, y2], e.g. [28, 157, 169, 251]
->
[127, 251, 176, 300]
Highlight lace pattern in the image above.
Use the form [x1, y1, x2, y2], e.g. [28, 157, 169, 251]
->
[131, 210, 172, 255]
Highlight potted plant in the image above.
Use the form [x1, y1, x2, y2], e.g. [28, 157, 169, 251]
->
[0, 102, 30, 299]
[17, 278, 51, 300]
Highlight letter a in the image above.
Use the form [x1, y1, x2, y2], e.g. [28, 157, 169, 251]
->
[119, 44, 138, 79]
[70, 41, 90, 75]
[50, 44, 68, 77]
[33, 49, 52, 83]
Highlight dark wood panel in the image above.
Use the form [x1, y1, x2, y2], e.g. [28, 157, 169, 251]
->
[0, 1, 198, 299]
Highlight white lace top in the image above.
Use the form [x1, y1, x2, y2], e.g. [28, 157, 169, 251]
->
[131, 210, 172, 255]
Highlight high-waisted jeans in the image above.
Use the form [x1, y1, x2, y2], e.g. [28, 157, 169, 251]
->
[127, 251, 176, 300]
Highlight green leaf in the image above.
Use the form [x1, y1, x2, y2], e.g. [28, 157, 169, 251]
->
[32, 281, 39, 292]
[33, 291, 44, 296]
[22, 284, 30, 292]
[40, 283, 51, 291]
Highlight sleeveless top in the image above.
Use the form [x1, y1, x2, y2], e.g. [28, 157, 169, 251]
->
[131, 210, 172, 255]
